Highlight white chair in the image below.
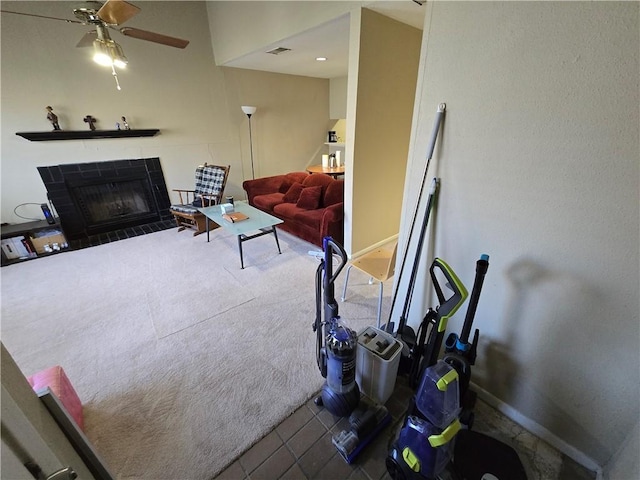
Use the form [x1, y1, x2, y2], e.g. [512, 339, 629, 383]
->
[341, 240, 398, 327]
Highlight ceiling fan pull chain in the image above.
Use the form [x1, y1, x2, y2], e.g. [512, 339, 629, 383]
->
[111, 64, 122, 91]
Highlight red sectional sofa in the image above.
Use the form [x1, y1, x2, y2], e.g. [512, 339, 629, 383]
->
[242, 172, 344, 247]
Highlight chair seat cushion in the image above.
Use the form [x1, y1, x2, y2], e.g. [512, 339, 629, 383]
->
[28, 366, 84, 431]
[170, 204, 201, 215]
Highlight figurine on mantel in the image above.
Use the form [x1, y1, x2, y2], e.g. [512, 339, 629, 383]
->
[45, 106, 61, 130]
[83, 115, 97, 131]
[121, 116, 130, 130]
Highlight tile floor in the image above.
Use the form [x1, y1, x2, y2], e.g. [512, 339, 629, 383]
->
[215, 377, 596, 480]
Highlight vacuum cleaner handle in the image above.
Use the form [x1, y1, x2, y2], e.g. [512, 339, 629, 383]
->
[430, 258, 468, 334]
[416, 259, 469, 379]
[459, 254, 489, 344]
[323, 236, 348, 284]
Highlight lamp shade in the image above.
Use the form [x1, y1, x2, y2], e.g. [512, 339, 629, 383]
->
[241, 105, 257, 116]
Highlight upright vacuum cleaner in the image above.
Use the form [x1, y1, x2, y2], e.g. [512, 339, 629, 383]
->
[442, 254, 489, 426]
[387, 254, 528, 480]
[313, 236, 360, 417]
[312, 237, 393, 463]
[445, 255, 527, 480]
[386, 257, 468, 480]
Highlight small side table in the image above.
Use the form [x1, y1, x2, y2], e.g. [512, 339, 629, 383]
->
[306, 164, 345, 179]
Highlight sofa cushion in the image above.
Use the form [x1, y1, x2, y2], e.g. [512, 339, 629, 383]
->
[283, 182, 305, 203]
[297, 185, 322, 210]
[279, 172, 311, 193]
[253, 192, 285, 211]
[324, 180, 344, 207]
[273, 203, 324, 230]
[302, 173, 334, 190]
[293, 208, 324, 229]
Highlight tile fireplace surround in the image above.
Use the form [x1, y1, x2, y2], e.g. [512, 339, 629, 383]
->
[38, 158, 172, 242]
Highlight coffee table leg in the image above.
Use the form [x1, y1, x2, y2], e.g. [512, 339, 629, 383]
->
[273, 227, 282, 254]
[238, 235, 245, 269]
[206, 217, 210, 243]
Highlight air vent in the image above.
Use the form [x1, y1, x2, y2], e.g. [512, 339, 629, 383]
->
[266, 47, 291, 55]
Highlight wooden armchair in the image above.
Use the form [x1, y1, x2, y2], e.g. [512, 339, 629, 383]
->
[169, 164, 230, 236]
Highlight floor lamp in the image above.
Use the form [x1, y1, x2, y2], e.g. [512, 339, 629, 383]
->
[241, 106, 257, 179]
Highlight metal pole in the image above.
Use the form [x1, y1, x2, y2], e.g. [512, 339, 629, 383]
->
[248, 115, 255, 180]
[386, 103, 446, 333]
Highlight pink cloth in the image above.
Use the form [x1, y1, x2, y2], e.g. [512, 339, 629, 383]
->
[28, 366, 84, 431]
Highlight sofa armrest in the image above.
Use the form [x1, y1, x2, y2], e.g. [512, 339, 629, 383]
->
[243, 175, 287, 204]
[321, 202, 344, 245]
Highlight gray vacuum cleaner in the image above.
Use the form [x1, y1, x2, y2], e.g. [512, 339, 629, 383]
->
[313, 236, 360, 417]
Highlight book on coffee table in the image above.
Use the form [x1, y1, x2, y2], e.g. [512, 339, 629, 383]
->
[222, 212, 249, 223]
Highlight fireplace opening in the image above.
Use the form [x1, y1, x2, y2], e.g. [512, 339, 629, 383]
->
[38, 158, 172, 240]
[70, 177, 157, 234]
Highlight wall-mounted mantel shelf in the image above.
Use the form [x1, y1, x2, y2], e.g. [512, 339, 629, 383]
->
[16, 129, 160, 142]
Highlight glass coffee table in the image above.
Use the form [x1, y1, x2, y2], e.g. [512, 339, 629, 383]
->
[198, 201, 283, 269]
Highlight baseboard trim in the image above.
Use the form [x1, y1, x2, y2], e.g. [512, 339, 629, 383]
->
[470, 381, 604, 478]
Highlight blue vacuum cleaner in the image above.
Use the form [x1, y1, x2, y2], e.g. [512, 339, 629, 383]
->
[387, 254, 528, 480]
[312, 236, 392, 463]
[313, 236, 360, 417]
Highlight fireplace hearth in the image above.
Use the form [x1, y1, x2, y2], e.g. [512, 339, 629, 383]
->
[38, 158, 172, 240]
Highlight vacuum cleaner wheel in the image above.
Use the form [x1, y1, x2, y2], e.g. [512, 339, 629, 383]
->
[320, 383, 360, 417]
[385, 452, 407, 480]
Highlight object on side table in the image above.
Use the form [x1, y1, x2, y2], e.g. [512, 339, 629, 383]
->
[41, 203, 56, 224]
[222, 212, 248, 223]
[29, 229, 67, 254]
[169, 163, 230, 236]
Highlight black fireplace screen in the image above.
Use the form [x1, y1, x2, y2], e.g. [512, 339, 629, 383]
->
[38, 158, 172, 240]
[72, 179, 153, 225]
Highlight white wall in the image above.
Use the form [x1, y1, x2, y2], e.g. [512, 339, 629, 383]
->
[396, 1, 639, 470]
[349, 9, 421, 254]
[604, 420, 640, 480]
[329, 76, 348, 120]
[207, 1, 361, 65]
[1, 1, 329, 225]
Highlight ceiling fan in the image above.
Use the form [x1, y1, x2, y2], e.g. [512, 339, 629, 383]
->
[1, 0, 190, 89]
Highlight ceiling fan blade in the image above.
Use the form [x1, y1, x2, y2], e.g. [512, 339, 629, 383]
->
[119, 27, 189, 49]
[0, 10, 83, 24]
[76, 31, 97, 48]
[97, 0, 140, 26]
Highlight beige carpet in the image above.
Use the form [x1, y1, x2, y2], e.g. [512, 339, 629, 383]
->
[0, 227, 392, 479]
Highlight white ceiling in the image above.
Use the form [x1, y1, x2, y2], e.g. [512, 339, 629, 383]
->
[222, 1, 426, 79]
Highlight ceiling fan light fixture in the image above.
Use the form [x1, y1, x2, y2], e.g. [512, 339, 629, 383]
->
[92, 39, 128, 68]
[113, 57, 127, 69]
[109, 42, 128, 68]
[92, 39, 113, 66]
